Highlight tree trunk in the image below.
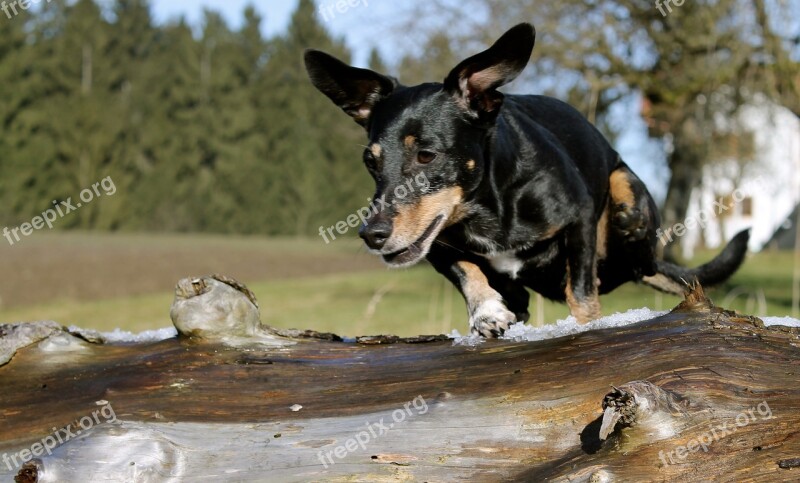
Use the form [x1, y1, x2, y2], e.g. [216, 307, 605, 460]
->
[1, 287, 799, 482]
[661, 144, 702, 262]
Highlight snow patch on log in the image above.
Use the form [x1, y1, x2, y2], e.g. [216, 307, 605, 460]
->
[85, 326, 178, 344]
[449, 308, 668, 345]
[761, 316, 800, 327]
[79, 314, 799, 345]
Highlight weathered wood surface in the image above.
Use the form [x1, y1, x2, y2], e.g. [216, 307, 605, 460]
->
[1, 288, 799, 482]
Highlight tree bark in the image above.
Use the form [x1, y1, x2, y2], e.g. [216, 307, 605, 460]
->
[1, 287, 799, 482]
[661, 143, 702, 262]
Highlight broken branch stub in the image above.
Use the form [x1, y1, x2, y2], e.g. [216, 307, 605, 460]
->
[599, 381, 690, 441]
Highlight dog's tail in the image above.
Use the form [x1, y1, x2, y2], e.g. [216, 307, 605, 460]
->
[642, 229, 751, 295]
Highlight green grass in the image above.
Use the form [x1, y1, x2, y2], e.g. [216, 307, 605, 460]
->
[0, 235, 795, 337]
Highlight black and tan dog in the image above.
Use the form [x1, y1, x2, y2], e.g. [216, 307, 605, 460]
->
[304, 23, 749, 337]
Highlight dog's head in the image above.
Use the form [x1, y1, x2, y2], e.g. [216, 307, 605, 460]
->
[304, 24, 535, 267]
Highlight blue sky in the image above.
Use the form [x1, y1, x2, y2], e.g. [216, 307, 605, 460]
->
[151, 0, 297, 38]
[149, 0, 386, 67]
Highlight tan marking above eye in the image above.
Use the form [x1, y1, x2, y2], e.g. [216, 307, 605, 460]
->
[404, 135, 416, 149]
[466, 159, 476, 170]
[370, 144, 382, 158]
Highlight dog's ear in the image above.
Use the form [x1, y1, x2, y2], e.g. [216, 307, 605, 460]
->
[304, 50, 397, 127]
[444, 23, 535, 118]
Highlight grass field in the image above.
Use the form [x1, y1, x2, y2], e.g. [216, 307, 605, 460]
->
[0, 232, 796, 337]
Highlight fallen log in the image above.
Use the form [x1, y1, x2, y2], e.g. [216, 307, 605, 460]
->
[1, 278, 799, 482]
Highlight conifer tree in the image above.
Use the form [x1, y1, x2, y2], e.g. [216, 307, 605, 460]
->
[257, 0, 367, 236]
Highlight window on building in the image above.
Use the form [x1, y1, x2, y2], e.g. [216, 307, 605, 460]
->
[741, 197, 753, 217]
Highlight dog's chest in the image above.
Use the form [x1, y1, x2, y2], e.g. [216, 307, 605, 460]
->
[480, 251, 526, 279]
[462, 226, 527, 279]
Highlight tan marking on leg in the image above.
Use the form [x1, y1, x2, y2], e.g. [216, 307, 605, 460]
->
[466, 159, 476, 171]
[457, 261, 499, 309]
[596, 200, 610, 260]
[391, 187, 464, 243]
[539, 225, 563, 241]
[610, 169, 636, 207]
[404, 135, 416, 149]
[566, 266, 602, 324]
[457, 260, 516, 337]
[370, 144, 382, 158]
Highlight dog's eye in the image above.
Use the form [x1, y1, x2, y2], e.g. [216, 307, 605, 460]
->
[417, 151, 437, 164]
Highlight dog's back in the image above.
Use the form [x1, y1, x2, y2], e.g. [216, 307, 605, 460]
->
[499, 94, 620, 209]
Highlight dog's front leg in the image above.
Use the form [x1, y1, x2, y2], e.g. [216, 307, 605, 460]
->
[565, 218, 602, 324]
[454, 260, 519, 337]
[428, 246, 521, 337]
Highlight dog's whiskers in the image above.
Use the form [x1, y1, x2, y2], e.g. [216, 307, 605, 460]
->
[434, 239, 466, 254]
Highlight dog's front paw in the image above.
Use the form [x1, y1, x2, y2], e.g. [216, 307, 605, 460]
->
[469, 299, 517, 338]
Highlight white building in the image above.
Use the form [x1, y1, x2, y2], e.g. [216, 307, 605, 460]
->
[681, 101, 800, 258]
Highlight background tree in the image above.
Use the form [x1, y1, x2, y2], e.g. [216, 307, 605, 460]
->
[0, 0, 370, 237]
[396, 0, 799, 258]
[367, 48, 387, 74]
[256, 0, 368, 236]
[398, 32, 459, 85]
[0, 0, 795, 242]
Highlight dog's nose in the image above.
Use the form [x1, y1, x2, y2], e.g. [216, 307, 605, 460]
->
[359, 219, 392, 250]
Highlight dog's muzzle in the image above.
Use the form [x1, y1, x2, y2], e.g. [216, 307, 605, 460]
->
[380, 215, 444, 266]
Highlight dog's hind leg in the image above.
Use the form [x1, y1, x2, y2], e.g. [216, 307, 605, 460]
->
[609, 162, 659, 277]
[565, 214, 602, 324]
[609, 162, 657, 243]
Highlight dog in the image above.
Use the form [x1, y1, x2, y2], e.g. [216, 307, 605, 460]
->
[304, 23, 750, 337]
